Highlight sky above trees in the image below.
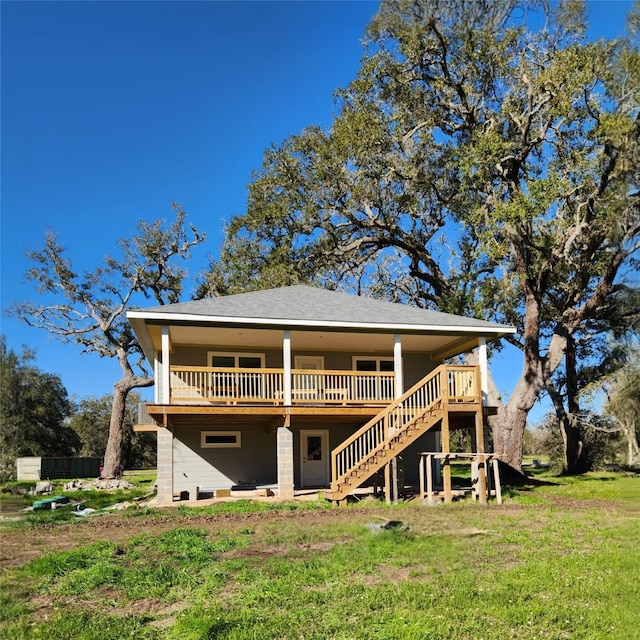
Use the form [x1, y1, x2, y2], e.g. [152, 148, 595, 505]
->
[0, 0, 635, 416]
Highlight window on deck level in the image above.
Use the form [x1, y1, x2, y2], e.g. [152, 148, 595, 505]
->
[208, 353, 265, 368]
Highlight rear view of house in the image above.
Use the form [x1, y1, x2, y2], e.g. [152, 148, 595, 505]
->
[127, 286, 515, 503]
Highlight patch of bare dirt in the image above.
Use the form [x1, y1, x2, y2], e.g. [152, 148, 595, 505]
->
[540, 495, 622, 510]
[29, 590, 190, 628]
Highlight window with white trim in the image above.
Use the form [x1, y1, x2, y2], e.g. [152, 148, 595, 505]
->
[201, 431, 241, 448]
[208, 352, 265, 368]
[352, 356, 395, 372]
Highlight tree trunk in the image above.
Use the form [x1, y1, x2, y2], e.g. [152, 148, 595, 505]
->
[562, 335, 584, 474]
[625, 422, 639, 468]
[101, 381, 130, 478]
[491, 340, 546, 475]
[559, 413, 583, 474]
[492, 403, 527, 474]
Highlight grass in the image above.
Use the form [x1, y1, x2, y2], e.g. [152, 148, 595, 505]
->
[1, 469, 639, 639]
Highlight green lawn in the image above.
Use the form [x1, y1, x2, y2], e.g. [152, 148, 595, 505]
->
[1, 470, 639, 639]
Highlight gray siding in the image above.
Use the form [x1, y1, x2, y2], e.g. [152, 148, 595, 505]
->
[402, 353, 438, 389]
[171, 346, 283, 368]
[172, 424, 277, 493]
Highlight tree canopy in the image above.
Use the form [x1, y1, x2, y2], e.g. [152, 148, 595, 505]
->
[202, 0, 640, 472]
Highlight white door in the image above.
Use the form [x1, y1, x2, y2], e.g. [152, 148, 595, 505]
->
[300, 429, 330, 487]
[294, 356, 324, 400]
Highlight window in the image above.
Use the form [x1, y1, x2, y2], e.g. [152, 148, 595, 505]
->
[208, 352, 265, 368]
[201, 431, 241, 448]
[353, 357, 395, 372]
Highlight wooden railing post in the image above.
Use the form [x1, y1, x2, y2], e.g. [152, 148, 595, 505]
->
[426, 454, 434, 502]
[492, 459, 503, 505]
[384, 462, 391, 505]
[477, 455, 488, 504]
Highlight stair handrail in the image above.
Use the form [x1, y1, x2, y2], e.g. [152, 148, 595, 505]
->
[331, 365, 447, 489]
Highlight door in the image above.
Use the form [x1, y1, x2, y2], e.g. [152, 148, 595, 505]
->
[300, 429, 330, 487]
[294, 356, 324, 400]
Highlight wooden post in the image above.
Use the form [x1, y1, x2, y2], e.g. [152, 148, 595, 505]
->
[441, 409, 452, 503]
[384, 462, 391, 505]
[426, 454, 434, 502]
[419, 454, 425, 500]
[475, 408, 484, 455]
[477, 458, 487, 505]
[392, 457, 398, 505]
[471, 460, 479, 501]
[492, 458, 503, 505]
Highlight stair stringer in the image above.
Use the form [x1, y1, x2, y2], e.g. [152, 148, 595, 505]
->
[327, 401, 444, 502]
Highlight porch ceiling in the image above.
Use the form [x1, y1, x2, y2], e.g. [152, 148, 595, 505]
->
[146, 325, 485, 360]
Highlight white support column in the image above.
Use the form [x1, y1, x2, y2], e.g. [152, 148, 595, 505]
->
[154, 353, 161, 404]
[161, 326, 170, 404]
[394, 334, 404, 399]
[283, 330, 292, 406]
[478, 337, 488, 406]
[392, 334, 404, 503]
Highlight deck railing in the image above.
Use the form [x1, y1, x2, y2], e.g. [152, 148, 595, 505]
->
[291, 370, 395, 404]
[170, 366, 285, 403]
[168, 366, 396, 405]
[446, 365, 480, 402]
[167, 365, 478, 408]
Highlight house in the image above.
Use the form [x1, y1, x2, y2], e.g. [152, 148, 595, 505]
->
[127, 285, 516, 504]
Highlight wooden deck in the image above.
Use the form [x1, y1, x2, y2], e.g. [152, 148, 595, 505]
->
[137, 365, 480, 427]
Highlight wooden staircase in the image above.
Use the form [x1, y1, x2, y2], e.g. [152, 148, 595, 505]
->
[326, 365, 454, 502]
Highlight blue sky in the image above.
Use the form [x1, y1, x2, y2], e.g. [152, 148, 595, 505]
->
[1, 1, 635, 418]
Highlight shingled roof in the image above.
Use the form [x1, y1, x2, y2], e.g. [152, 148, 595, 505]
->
[130, 285, 513, 332]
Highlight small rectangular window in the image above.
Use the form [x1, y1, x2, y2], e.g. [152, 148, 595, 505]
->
[201, 431, 241, 448]
[356, 360, 377, 372]
[238, 356, 262, 368]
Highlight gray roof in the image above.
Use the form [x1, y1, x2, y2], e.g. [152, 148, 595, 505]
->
[133, 285, 513, 332]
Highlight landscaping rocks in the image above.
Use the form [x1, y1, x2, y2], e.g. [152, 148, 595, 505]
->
[63, 479, 136, 492]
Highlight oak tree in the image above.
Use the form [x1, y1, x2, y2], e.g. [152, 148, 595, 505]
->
[202, 0, 640, 473]
[12, 206, 204, 477]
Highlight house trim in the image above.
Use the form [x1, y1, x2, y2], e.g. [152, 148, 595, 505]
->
[128, 311, 515, 335]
